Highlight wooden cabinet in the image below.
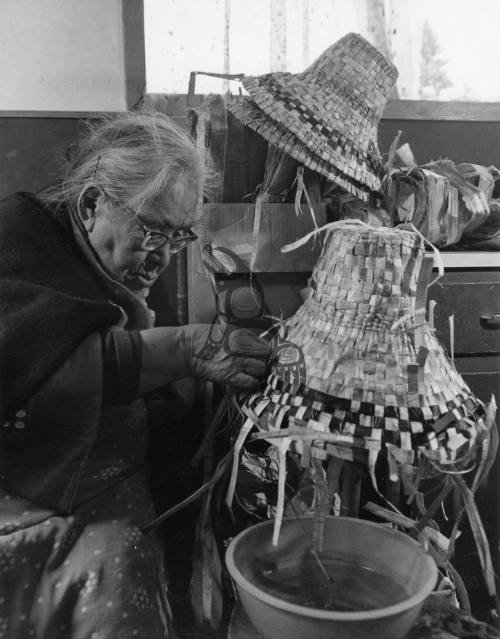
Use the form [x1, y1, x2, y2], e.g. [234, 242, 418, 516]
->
[427, 263, 500, 403]
[425, 258, 500, 615]
[430, 268, 500, 358]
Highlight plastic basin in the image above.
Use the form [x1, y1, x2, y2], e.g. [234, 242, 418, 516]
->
[225, 516, 438, 639]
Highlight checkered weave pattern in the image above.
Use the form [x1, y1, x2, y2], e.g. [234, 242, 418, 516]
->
[243, 224, 486, 466]
[229, 97, 374, 201]
[228, 33, 398, 202]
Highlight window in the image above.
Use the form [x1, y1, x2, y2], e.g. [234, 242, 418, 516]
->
[144, 0, 500, 102]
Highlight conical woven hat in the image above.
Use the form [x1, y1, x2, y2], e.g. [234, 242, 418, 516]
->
[229, 97, 371, 201]
[245, 223, 486, 465]
[229, 33, 398, 201]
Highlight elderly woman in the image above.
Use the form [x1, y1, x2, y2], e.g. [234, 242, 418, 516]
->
[0, 112, 271, 638]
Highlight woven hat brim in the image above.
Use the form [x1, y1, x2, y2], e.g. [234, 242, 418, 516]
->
[241, 74, 383, 175]
[229, 97, 379, 201]
[246, 372, 484, 463]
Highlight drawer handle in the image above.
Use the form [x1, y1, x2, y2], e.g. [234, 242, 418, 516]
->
[480, 313, 500, 328]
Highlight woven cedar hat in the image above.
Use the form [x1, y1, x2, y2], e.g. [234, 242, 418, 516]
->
[228, 33, 398, 202]
[244, 222, 486, 467]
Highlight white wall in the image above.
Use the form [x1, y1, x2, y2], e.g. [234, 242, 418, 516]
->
[0, 0, 145, 113]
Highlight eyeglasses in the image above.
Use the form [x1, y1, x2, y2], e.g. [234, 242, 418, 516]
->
[102, 191, 198, 253]
[135, 219, 198, 253]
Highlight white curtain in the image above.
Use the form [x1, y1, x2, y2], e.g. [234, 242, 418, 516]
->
[144, 0, 500, 102]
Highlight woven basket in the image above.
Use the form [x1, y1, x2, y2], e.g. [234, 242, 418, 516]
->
[244, 223, 486, 467]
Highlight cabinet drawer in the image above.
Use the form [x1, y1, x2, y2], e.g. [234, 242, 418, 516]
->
[457, 360, 500, 405]
[428, 270, 500, 355]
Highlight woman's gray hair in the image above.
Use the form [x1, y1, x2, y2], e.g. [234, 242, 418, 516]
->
[40, 111, 218, 215]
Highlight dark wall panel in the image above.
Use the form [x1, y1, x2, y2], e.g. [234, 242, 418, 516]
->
[0, 117, 87, 198]
[379, 119, 500, 167]
[4, 114, 500, 200]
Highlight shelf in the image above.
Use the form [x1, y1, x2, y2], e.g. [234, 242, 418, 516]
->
[433, 252, 500, 269]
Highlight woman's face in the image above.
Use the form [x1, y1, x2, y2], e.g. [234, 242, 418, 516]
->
[82, 175, 198, 293]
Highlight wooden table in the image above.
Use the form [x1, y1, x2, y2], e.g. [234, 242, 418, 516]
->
[228, 597, 499, 639]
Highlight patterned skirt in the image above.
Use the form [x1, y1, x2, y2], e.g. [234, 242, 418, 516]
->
[0, 473, 173, 639]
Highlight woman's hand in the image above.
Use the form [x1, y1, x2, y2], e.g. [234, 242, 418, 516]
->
[182, 323, 272, 390]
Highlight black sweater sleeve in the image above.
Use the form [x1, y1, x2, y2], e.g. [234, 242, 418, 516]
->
[101, 329, 142, 407]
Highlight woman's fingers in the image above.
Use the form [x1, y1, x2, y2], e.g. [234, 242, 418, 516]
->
[228, 352, 272, 389]
[187, 323, 273, 388]
[226, 371, 265, 391]
[227, 329, 272, 358]
[236, 356, 268, 379]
